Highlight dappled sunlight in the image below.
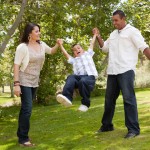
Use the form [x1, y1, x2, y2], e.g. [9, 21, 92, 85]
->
[138, 99, 150, 105]
[1, 118, 17, 123]
[0, 143, 16, 150]
[141, 126, 150, 133]
[90, 104, 104, 109]
[0, 89, 150, 149]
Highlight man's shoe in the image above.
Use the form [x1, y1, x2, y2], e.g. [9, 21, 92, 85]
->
[96, 126, 114, 133]
[56, 94, 72, 107]
[124, 132, 139, 139]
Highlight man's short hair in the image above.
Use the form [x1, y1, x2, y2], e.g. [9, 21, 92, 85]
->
[113, 10, 126, 19]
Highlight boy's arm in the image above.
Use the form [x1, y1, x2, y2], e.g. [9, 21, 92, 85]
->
[60, 44, 71, 60]
[89, 34, 97, 50]
[57, 39, 71, 60]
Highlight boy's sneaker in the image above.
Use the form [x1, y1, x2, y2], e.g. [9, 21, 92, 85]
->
[78, 104, 89, 112]
[56, 94, 72, 107]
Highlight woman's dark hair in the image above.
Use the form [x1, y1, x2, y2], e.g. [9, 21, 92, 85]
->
[21, 22, 40, 43]
[113, 10, 126, 19]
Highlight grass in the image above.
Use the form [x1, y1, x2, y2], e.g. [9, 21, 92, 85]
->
[0, 86, 14, 105]
[0, 88, 150, 150]
[0, 93, 13, 105]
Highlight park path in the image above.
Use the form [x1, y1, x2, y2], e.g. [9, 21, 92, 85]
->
[0, 99, 20, 107]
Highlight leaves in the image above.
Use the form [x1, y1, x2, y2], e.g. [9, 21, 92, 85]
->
[0, 0, 149, 103]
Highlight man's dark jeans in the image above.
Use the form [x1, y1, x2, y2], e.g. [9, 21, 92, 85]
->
[101, 70, 140, 134]
[62, 75, 96, 107]
[17, 86, 37, 144]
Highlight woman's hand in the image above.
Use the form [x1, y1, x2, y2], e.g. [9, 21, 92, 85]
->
[14, 85, 21, 97]
[57, 39, 63, 45]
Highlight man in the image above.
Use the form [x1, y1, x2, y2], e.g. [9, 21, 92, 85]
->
[93, 10, 150, 138]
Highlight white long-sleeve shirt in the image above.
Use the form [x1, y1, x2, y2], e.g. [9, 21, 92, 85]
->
[68, 48, 98, 78]
[101, 24, 148, 75]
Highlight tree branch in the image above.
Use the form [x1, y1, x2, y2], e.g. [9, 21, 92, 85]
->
[0, 0, 28, 55]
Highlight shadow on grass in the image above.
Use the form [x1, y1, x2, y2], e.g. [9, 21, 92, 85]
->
[0, 88, 150, 150]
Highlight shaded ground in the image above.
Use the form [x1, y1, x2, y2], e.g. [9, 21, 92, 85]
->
[0, 88, 150, 150]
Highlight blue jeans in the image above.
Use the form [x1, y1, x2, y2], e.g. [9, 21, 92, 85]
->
[17, 86, 37, 144]
[101, 70, 140, 134]
[62, 75, 96, 107]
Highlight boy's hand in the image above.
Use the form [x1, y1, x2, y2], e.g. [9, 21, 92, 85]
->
[57, 39, 63, 45]
[92, 28, 100, 36]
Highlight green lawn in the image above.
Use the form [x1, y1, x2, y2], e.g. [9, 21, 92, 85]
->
[0, 93, 13, 105]
[0, 88, 150, 150]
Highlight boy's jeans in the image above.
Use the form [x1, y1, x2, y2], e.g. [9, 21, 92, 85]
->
[62, 75, 96, 107]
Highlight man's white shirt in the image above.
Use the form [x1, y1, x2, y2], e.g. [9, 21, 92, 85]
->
[101, 24, 148, 75]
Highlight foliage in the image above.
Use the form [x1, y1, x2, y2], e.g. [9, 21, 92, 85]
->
[34, 0, 120, 104]
[0, 1, 21, 43]
[0, 0, 23, 96]
[121, 0, 150, 45]
[120, 0, 150, 88]
[6, 0, 119, 104]
[135, 60, 150, 88]
[0, 0, 27, 55]
[0, 0, 150, 104]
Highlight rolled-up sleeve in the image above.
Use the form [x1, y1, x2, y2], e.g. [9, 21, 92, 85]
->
[131, 29, 149, 53]
[87, 48, 95, 56]
[68, 56, 74, 64]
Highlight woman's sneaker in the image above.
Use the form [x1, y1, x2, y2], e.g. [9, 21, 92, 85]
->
[56, 94, 72, 107]
[78, 104, 88, 112]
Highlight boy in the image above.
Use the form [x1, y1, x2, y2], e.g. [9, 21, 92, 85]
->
[57, 33, 98, 112]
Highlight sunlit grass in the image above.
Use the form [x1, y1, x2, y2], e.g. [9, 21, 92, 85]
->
[0, 88, 150, 150]
[0, 93, 20, 106]
[0, 93, 13, 105]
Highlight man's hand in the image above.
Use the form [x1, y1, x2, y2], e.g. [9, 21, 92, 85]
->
[92, 27, 100, 37]
[57, 39, 63, 45]
[92, 27, 104, 48]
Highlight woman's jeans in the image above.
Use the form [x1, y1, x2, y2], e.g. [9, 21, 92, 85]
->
[62, 75, 96, 107]
[17, 86, 37, 144]
[101, 70, 140, 134]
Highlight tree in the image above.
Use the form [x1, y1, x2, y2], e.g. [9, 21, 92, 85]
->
[35, 0, 120, 104]
[2, 0, 133, 103]
[120, 0, 150, 87]
[0, 0, 28, 55]
[121, 0, 150, 45]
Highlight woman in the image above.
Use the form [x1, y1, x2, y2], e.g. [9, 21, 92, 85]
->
[14, 23, 60, 146]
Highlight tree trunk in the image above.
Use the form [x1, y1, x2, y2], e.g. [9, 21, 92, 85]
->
[2, 85, 4, 93]
[0, 0, 28, 55]
[10, 82, 14, 98]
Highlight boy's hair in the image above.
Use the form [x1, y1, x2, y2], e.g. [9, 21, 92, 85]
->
[71, 43, 80, 49]
[113, 10, 126, 19]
